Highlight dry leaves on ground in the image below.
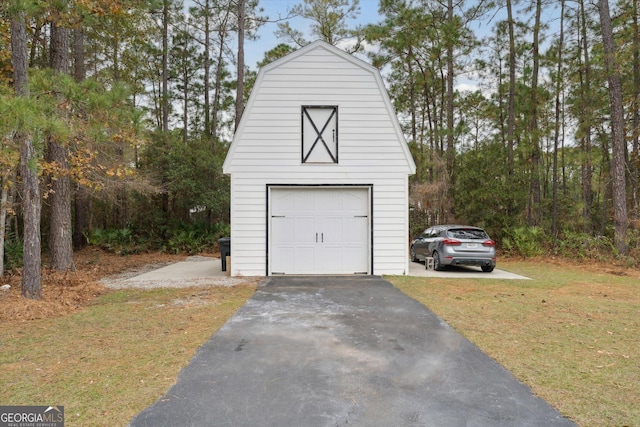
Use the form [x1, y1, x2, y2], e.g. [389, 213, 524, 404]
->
[0, 248, 187, 321]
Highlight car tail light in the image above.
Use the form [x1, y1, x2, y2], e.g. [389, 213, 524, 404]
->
[482, 240, 496, 247]
[442, 238, 461, 246]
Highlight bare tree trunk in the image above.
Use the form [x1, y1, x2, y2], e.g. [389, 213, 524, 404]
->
[183, 62, 189, 144]
[598, 0, 629, 255]
[202, 0, 212, 141]
[579, 0, 593, 230]
[632, 0, 640, 212]
[73, 27, 86, 81]
[162, 0, 170, 136]
[50, 20, 69, 73]
[552, 0, 566, 245]
[213, 9, 231, 146]
[235, 0, 245, 130]
[496, 51, 506, 148]
[407, 48, 419, 180]
[506, 0, 516, 178]
[160, 0, 171, 216]
[0, 177, 9, 277]
[438, 67, 446, 154]
[29, 23, 43, 66]
[600, 141, 611, 236]
[47, 19, 74, 271]
[445, 0, 455, 181]
[74, 184, 89, 249]
[46, 138, 73, 269]
[528, 0, 542, 226]
[20, 137, 42, 299]
[408, 48, 417, 145]
[12, 8, 42, 298]
[73, 26, 90, 249]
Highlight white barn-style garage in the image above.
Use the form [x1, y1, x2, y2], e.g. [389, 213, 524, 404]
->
[223, 40, 416, 276]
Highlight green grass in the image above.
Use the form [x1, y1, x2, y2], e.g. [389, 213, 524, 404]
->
[0, 285, 256, 426]
[386, 260, 640, 427]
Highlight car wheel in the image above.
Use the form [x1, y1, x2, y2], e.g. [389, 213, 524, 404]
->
[481, 265, 495, 273]
[432, 251, 444, 271]
[410, 246, 418, 262]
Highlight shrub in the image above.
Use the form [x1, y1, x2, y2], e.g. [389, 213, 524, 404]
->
[501, 226, 547, 257]
[554, 230, 613, 261]
[2, 232, 23, 270]
[163, 222, 230, 254]
[86, 222, 230, 255]
[86, 227, 137, 255]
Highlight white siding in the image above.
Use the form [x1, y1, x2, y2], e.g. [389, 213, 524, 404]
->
[224, 41, 415, 276]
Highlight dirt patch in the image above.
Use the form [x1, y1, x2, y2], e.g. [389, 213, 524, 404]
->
[0, 248, 187, 321]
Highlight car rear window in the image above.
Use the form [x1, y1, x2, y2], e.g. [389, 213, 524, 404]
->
[447, 228, 488, 239]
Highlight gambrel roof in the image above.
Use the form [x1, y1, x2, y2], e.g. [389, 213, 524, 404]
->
[223, 40, 416, 175]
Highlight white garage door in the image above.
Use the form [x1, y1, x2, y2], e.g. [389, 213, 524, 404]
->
[270, 187, 370, 275]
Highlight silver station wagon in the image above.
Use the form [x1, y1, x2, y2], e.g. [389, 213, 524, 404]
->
[410, 225, 497, 272]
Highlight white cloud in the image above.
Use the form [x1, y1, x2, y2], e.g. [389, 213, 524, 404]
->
[455, 82, 480, 93]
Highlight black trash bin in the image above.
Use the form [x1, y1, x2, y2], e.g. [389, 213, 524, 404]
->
[218, 237, 231, 272]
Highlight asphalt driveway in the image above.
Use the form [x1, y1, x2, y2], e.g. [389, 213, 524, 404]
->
[130, 276, 574, 427]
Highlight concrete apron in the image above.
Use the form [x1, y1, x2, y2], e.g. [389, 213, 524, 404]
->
[130, 276, 574, 427]
[407, 260, 531, 280]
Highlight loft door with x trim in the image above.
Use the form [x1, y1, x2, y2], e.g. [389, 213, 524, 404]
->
[302, 106, 338, 163]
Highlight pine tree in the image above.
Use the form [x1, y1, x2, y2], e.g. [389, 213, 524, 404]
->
[10, 3, 42, 298]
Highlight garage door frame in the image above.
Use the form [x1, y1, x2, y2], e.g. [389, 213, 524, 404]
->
[266, 184, 373, 276]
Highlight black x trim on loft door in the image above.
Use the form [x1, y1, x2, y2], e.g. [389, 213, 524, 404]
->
[301, 106, 338, 163]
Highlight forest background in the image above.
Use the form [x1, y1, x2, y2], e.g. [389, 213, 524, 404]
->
[1, 0, 639, 298]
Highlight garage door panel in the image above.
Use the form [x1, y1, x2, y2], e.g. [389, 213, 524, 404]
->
[323, 248, 344, 273]
[322, 216, 343, 243]
[343, 246, 368, 274]
[342, 191, 369, 214]
[272, 192, 296, 215]
[295, 217, 316, 244]
[295, 191, 317, 213]
[272, 244, 318, 274]
[315, 189, 339, 211]
[293, 246, 317, 273]
[270, 188, 370, 275]
[271, 245, 294, 273]
[343, 217, 368, 243]
[272, 217, 294, 242]
[271, 216, 292, 273]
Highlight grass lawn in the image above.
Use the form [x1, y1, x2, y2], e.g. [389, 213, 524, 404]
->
[387, 259, 640, 427]
[1, 258, 637, 427]
[0, 285, 256, 426]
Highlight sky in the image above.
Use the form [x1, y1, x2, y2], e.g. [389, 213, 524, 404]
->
[244, 0, 383, 69]
[240, 0, 562, 95]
